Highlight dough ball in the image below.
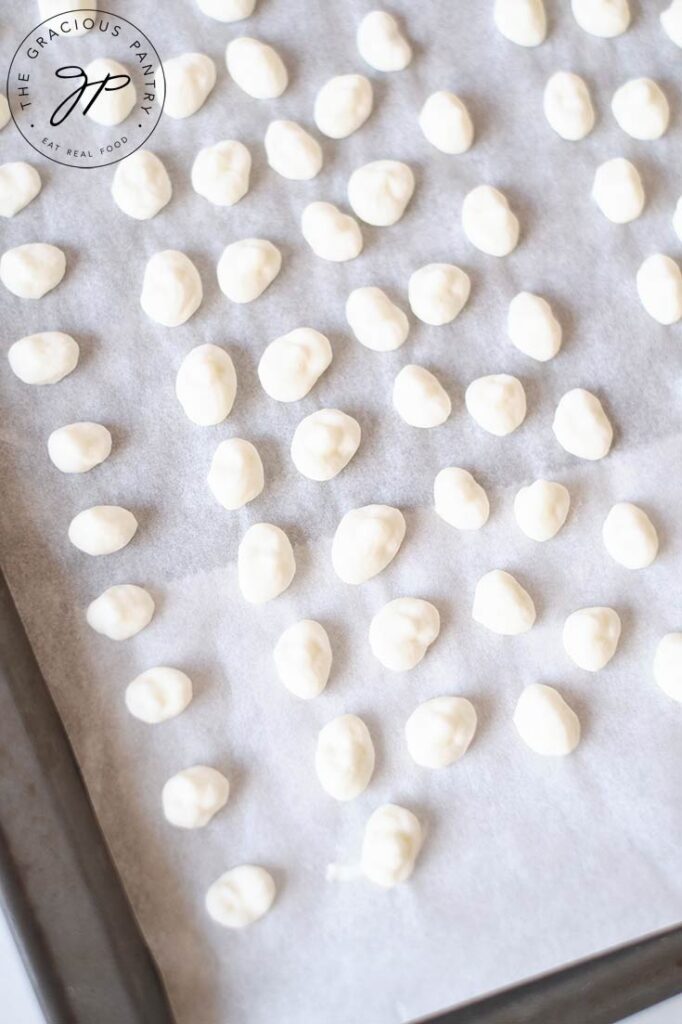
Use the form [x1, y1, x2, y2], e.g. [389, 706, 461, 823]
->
[1, 243, 66, 299]
[494, 0, 547, 46]
[162, 766, 229, 828]
[602, 502, 659, 569]
[332, 504, 405, 584]
[462, 185, 519, 256]
[206, 866, 275, 929]
[0, 94, 9, 130]
[68, 505, 138, 556]
[434, 467, 489, 530]
[191, 140, 251, 207]
[112, 150, 172, 220]
[552, 388, 613, 460]
[346, 287, 409, 351]
[472, 569, 536, 635]
[356, 10, 412, 71]
[83, 58, 135, 125]
[238, 523, 295, 604]
[572, 0, 630, 37]
[48, 422, 111, 473]
[0, 162, 41, 218]
[258, 328, 332, 402]
[301, 202, 363, 262]
[226, 37, 288, 98]
[207, 438, 264, 510]
[141, 250, 202, 327]
[507, 291, 562, 361]
[160, 53, 216, 119]
[86, 584, 155, 640]
[611, 78, 669, 140]
[264, 120, 323, 180]
[196, 0, 257, 21]
[314, 74, 373, 139]
[513, 684, 581, 756]
[39, 0, 96, 32]
[176, 344, 237, 426]
[361, 804, 422, 888]
[290, 408, 361, 481]
[543, 72, 595, 141]
[653, 633, 682, 702]
[315, 714, 375, 801]
[465, 374, 526, 436]
[636, 254, 682, 326]
[393, 364, 451, 428]
[405, 697, 477, 768]
[661, 0, 682, 46]
[217, 238, 281, 303]
[369, 597, 440, 671]
[514, 480, 570, 541]
[125, 667, 193, 723]
[8, 331, 78, 384]
[347, 160, 414, 227]
[592, 158, 644, 224]
[274, 620, 332, 699]
[408, 263, 471, 325]
[563, 607, 621, 672]
[674, 198, 682, 243]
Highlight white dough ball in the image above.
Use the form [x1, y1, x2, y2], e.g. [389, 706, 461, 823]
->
[653, 633, 682, 702]
[291, 408, 361, 481]
[514, 480, 570, 541]
[86, 584, 155, 640]
[356, 10, 412, 71]
[217, 238, 281, 303]
[543, 71, 595, 141]
[434, 467, 489, 531]
[125, 667, 193, 723]
[226, 37, 288, 98]
[361, 804, 422, 888]
[636, 254, 682, 326]
[393, 364, 451, 428]
[68, 506, 137, 556]
[674, 198, 682, 243]
[507, 292, 562, 361]
[264, 120, 322, 180]
[661, 0, 682, 46]
[602, 502, 659, 569]
[513, 684, 581, 756]
[552, 388, 613, 460]
[191, 140, 251, 207]
[39, 0, 96, 32]
[207, 438, 264, 510]
[48, 422, 111, 474]
[315, 714, 375, 801]
[592, 158, 644, 224]
[196, 0, 257, 21]
[176, 344, 237, 426]
[314, 74, 373, 139]
[472, 569, 536, 635]
[301, 202, 363, 262]
[1, 243, 66, 299]
[0, 94, 9, 130]
[332, 504, 405, 585]
[258, 328, 332, 402]
[405, 697, 477, 768]
[238, 523, 295, 604]
[572, 0, 630, 37]
[8, 331, 78, 384]
[611, 79, 669, 141]
[160, 53, 216, 119]
[111, 150, 172, 220]
[494, 0, 547, 46]
[0, 162, 41, 218]
[369, 597, 440, 671]
[346, 287, 409, 352]
[274, 620, 332, 699]
[408, 263, 471, 326]
[347, 160, 414, 227]
[465, 374, 526, 436]
[462, 185, 519, 256]
[206, 866, 275, 929]
[418, 91, 474, 154]
[83, 58, 135, 125]
[140, 250, 202, 327]
[162, 766, 229, 828]
[563, 607, 621, 672]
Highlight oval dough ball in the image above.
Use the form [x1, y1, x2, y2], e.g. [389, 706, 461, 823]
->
[494, 0, 547, 45]
[393, 364, 451, 428]
[238, 523, 295, 604]
[552, 388, 613, 460]
[346, 287, 409, 352]
[563, 607, 621, 672]
[68, 505, 138, 556]
[208, 438, 264, 510]
[8, 331, 78, 385]
[291, 409, 361, 481]
[357, 10, 412, 71]
[206, 865, 275, 928]
[636, 254, 682, 326]
[434, 467, 489, 530]
[369, 597, 440, 671]
[141, 250, 202, 327]
[347, 160, 415, 227]
[514, 480, 570, 541]
[653, 633, 682, 702]
[332, 504, 405, 585]
[361, 804, 422, 888]
[543, 72, 595, 141]
[160, 53, 216, 119]
[83, 58, 135, 125]
[86, 584, 155, 640]
[176, 344, 237, 426]
[264, 120, 323, 180]
[462, 185, 519, 256]
[111, 150, 172, 220]
[314, 74, 373, 139]
[661, 0, 682, 46]
[125, 667, 193, 723]
[507, 292, 562, 362]
[405, 697, 477, 768]
[674, 198, 682, 243]
[301, 202, 363, 262]
[191, 140, 251, 207]
[513, 684, 581, 756]
[572, 0, 630, 37]
[39, 0, 97, 32]
[611, 79, 669, 140]
[274, 620, 332, 699]
[315, 714, 375, 801]
[408, 263, 470, 326]
[162, 766, 229, 828]
[472, 569, 536, 635]
[0, 94, 9, 130]
[226, 37, 288, 98]
[1, 243, 66, 299]
[196, 0, 257, 21]
[217, 238, 281, 303]
[592, 158, 644, 224]
[419, 91, 474, 155]
[48, 422, 112, 474]
[602, 502, 659, 569]
[258, 328, 332, 402]
[0, 162, 41, 218]
[465, 374, 526, 436]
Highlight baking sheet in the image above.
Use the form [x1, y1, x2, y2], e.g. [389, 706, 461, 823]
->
[1, 2, 681, 1023]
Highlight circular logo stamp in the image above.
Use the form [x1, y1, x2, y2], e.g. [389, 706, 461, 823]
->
[6, 8, 165, 169]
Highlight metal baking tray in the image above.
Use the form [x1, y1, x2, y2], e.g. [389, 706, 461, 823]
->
[0, 567, 680, 1024]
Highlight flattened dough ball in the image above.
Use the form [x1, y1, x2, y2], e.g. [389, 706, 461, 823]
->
[191, 140, 251, 207]
[238, 523, 295, 604]
[0, 162, 41, 218]
[8, 332, 78, 385]
[514, 684, 581, 755]
[86, 584, 155, 640]
[301, 202, 363, 262]
[543, 72, 595, 141]
[661, 1, 682, 46]
[434, 467, 489, 530]
[226, 37, 288, 98]
[83, 58, 135, 126]
[314, 74, 373, 139]
[332, 504, 405, 584]
[408, 263, 470, 325]
[290, 408, 361, 481]
[393, 364, 451, 428]
[112, 150, 172, 220]
[140, 250, 202, 327]
[654, 633, 682, 702]
[513, 480, 570, 541]
[315, 714, 375, 801]
[636, 254, 682, 325]
[592, 158, 644, 224]
[274, 620, 332, 699]
[196, 0, 257, 21]
[419, 91, 474, 154]
[176, 344, 237, 426]
[472, 569, 536, 635]
[48, 422, 111, 474]
[405, 697, 477, 768]
[563, 607, 621, 671]
[217, 238, 281, 302]
[162, 766, 229, 828]
[347, 159, 414, 227]
[465, 374, 526, 436]
[462, 185, 519, 256]
[125, 667, 193, 723]
[206, 866, 275, 929]
[356, 10, 412, 71]
[258, 328, 332, 401]
[346, 287, 409, 351]
[602, 502, 659, 569]
[265, 120, 323, 180]
[552, 388, 613, 460]
[1, 243, 66, 299]
[494, 0, 547, 46]
[207, 438, 264, 510]
[507, 291, 562, 361]
[611, 79, 669, 141]
[160, 53, 216, 119]
[361, 804, 422, 887]
[571, 0, 630, 37]
[369, 598, 440, 671]
[68, 505, 138, 556]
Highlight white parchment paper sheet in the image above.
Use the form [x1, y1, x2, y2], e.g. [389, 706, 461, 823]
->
[1, 2, 681, 1022]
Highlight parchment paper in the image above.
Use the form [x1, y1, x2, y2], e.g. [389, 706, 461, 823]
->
[1, 2, 681, 1022]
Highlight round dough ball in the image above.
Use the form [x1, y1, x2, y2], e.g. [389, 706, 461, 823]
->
[83, 58, 135, 125]
[347, 160, 414, 227]
[140, 250, 202, 327]
[563, 607, 621, 672]
[332, 504, 405, 585]
[361, 804, 422, 888]
[405, 696, 477, 768]
[418, 91, 474, 154]
[264, 120, 322, 180]
[572, 0, 630, 37]
[462, 185, 519, 256]
[175, 344, 237, 426]
[434, 467, 489, 530]
[217, 238, 281, 303]
[472, 569, 536, 635]
[356, 10, 412, 71]
[301, 202, 363, 262]
[494, 0, 547, 46]
[661, 0, 682, 47]
[238, 523, 295, 604]
[408, 263, 470, 326]
[1, 243, 66, 299]
[68, 505, 138, 556]
[543, 72, 595, 141]
[160, 53, 216, 119]
[552, 388, 613, 460]
[162, 766, 229, 828]
[206, 866, 275, 928]
[125, 667, 193, 723]
[507, 291, 562, 362]
[513, 684, 581, 756]
[111, 150, 172, 220]
[513, 480, 570, 541]
[592, 158, 644, 224]
[393, 364, 451, 428]
[612, 79, 669, 140]
[314, 74, 373, 139]
[191, 140, 251, 207]
[48, 422, 112, 474]
[273, 620, 332, 699]
[0, 162, 41, 218]
[369, 597, 440, 671]
[602, 502, 659, 569]
[8, 331, 78, 384]
[636, 254, 682, 326]
[653, 633, 682, 703]
[226, 37, 288, 98]
[207, 438, 264, 510]
[315, 714, 375, 801]
[290, 408, 361, 481]
[465, 374, 526, 436]
[0, 94, 9, 130]
[86, 584, 154, 640]
[39, 0, 97, 32]
[196, 0, 257, 21]
[258, 328, 332, 402]
[346, 287, 409, 352]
